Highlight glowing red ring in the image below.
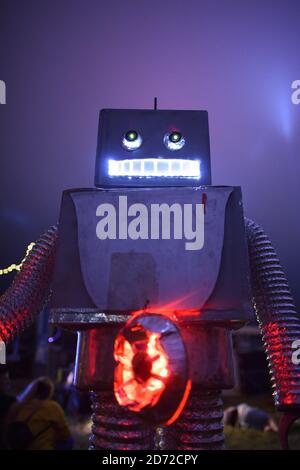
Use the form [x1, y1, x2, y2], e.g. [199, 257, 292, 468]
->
[114, 313, 191, 425]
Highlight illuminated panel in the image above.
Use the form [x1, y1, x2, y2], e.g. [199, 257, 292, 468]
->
[108, 158, 201, 179]
[114, 330, 170, 411]
[113, 313, 191, 424]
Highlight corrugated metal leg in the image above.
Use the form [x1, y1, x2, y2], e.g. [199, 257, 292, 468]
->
[157, 390, 225, 450]
[90, 391, 156, 450]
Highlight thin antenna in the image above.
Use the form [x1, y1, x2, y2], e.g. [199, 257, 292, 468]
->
[154, 97, 157, 110]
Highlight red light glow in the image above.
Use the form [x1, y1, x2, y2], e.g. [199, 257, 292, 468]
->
[131, 291, 201, 321]
[114, 328, 171, 412]
[262, 321, 295, 406]
[166, 378, 192, 425]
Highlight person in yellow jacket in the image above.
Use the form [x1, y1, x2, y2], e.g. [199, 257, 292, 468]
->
[7, 376, 73, 450]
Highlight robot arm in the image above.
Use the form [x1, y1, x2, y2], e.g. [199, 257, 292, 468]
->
[245, 218, 300, 448]
[0, 226, 58, 343]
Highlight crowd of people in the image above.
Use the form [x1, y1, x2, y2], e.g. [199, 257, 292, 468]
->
[0, 365, 74, 450]
[1, 363, 279, 450]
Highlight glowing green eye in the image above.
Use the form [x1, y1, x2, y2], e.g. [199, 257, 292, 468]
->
[125, 130, 138, 142]
[169, 132, 182, 143]
[164, 132, 185, 150]
[122, 130, 142, 150]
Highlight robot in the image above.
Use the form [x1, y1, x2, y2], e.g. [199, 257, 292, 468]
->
[1, 106, 300, 450]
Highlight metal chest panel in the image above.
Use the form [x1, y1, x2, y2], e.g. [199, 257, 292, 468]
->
[70, 187, 232, 311]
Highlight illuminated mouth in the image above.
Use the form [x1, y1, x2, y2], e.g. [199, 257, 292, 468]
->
[108, 158, 201, 179]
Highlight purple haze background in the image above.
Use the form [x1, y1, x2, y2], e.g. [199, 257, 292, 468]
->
[1, 0, 300, 306]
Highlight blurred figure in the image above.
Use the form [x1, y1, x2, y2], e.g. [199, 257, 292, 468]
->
[7, 376, 73, 450]
[54, 364, 90, 416]
[224, 403, 278, 432]
[0, 365, 16, 448]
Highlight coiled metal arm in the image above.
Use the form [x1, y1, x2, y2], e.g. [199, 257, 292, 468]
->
[245, 218, 300, 448]
[0, 226, 58, 343]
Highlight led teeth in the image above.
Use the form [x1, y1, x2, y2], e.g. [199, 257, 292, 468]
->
[108, 159, 201, 179]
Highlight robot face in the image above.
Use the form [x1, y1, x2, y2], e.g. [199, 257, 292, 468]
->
[95, 109, 211, 187]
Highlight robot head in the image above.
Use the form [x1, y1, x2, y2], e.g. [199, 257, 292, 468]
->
[94, 108, 211, 187]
